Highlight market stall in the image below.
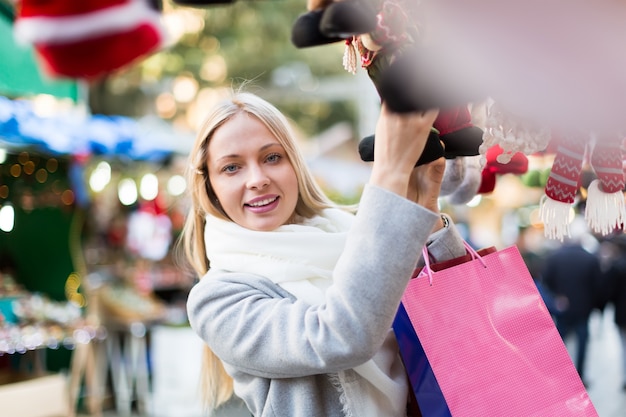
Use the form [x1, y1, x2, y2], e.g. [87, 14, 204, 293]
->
[0, 91, 196, 415]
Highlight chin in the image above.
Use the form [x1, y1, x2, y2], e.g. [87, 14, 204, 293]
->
[245, 219, 285, 232]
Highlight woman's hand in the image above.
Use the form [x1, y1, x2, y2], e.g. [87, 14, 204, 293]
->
[369, 104, 440, 198]
[407, 155, 446, 212]
[408, 156, 446, 232]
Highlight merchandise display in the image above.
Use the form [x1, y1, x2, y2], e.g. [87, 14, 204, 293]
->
[0, 287, 103, 356]
[0, 95, 192, 415]
[287, 0, 626, 242]
[0, 269, 103, 415]
[97, 281, 167, 326]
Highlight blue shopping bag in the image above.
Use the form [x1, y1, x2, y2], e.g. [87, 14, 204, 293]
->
[393, 302, 452, 417]
[393, 245, 498, 416]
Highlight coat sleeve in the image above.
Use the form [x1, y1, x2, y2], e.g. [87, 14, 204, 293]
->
[186, 185, 443, 378]
[424, 213, 467, 264]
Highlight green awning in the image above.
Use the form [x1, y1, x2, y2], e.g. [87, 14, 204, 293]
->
[0, 10, 78, 100]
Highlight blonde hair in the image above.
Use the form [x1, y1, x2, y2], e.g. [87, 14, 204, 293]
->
[179, 91, 347, 410]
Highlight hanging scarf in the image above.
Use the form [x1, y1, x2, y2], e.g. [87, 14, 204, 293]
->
[204, 209, 408, 417]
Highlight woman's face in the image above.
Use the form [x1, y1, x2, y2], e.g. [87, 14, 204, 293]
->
[206, 112, 299, 231]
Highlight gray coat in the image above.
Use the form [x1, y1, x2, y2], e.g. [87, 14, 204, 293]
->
[187, 185, 467, 416]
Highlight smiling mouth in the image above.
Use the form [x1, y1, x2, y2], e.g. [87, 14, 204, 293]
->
[246, 196, 278, 207]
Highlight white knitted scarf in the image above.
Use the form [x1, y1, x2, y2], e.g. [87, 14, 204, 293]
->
[204, 210, 407, 417]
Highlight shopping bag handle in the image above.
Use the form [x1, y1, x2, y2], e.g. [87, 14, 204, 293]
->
[421, 241, 487, 286]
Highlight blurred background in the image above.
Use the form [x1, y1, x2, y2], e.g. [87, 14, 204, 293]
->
[0, 1, 625, 416]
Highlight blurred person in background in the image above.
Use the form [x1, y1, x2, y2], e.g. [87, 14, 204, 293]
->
[540, 221, 603, 384]
[602, 236, 626, 390]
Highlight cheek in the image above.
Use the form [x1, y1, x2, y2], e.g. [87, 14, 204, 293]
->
[289, 172, 299, 193]
[285, 168, 300, 201]
[211, 177, 238, 205]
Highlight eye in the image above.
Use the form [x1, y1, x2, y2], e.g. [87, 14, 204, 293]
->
[266, 153, 282, 163]
[221, 164, 239, 173]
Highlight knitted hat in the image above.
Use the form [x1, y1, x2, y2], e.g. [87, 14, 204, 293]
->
[539, 132, 587, 241]
[540, 132, 626, 240]
[585, 134, 626, 236]
[14, 0, 166, 80]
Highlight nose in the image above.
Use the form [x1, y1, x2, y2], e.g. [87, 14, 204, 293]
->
[246, 164, 270, 189]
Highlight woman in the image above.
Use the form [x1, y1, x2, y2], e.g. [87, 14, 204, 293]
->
[183, 91, 467, 416]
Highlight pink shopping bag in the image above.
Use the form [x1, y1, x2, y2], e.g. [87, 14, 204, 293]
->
[402, 244, 599, 417]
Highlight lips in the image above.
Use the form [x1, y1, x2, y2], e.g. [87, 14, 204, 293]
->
[245, 196, 280, 213]
[246, 196, 278, 207]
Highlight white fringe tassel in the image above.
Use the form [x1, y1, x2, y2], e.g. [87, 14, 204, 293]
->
[585, 179, 626, 236]
[342, 38, 358, 75]
[539, 194, 572, 241]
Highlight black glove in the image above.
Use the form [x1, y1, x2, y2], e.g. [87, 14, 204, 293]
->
[358, 129, 445, 167]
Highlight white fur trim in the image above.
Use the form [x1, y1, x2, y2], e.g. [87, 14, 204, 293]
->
[14, 0, 163, 45]
[585, 179, 626, 236]
[539, 194, 573, 241]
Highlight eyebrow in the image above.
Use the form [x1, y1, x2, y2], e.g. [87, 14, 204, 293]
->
[215, 142, 283, 163]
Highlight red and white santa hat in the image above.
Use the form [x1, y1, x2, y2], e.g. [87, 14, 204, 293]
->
[14, 0, 166, 80]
